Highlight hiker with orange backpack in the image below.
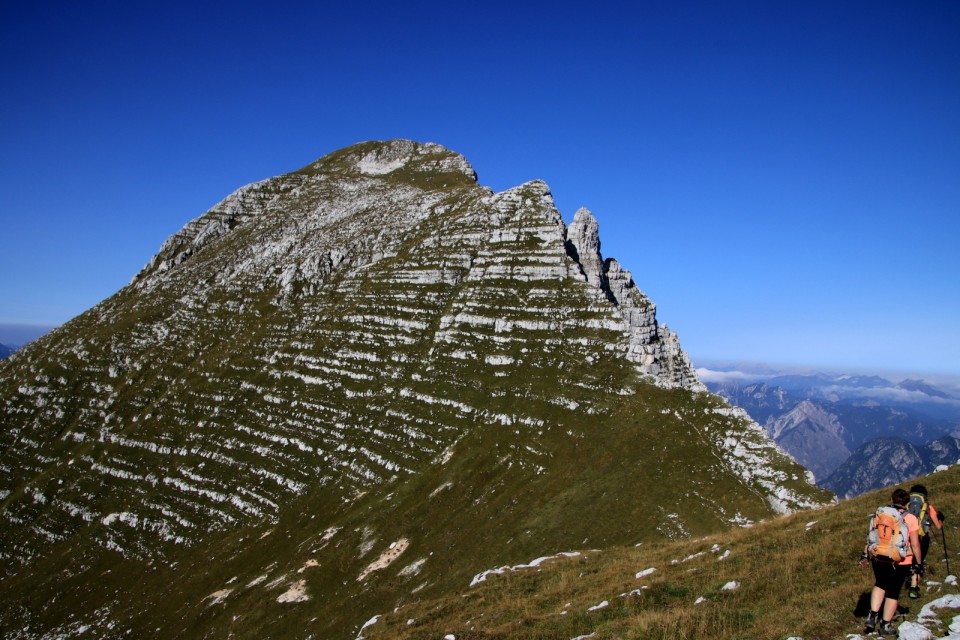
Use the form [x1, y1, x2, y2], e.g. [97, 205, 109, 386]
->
[859, 488, 923, 636]
[906, 484, 944, 599]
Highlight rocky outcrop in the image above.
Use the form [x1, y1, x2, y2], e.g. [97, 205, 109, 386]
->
[566, 208, 605, 291]
[564, 208, 704, 391]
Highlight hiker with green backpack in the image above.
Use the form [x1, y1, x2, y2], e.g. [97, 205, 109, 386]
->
[906, 484, 944, 599]
[859, 488, 923, 636]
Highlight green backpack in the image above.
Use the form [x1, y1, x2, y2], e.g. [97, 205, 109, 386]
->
[908, 492, 935, 537]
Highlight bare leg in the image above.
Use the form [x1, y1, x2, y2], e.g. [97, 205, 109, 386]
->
[882, 596, 898, 621]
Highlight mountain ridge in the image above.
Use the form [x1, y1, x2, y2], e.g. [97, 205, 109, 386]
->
[0, 140, 828, 638]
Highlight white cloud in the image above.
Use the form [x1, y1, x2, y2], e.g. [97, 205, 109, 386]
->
[819, 384, 960, 408]
[699, 367, 960, 408]
[696, 368, 768, 385]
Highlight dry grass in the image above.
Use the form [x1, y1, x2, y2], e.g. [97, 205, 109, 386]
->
[364, 466, 960, 640]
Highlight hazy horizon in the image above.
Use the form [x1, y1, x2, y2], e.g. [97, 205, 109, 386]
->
[696, 359, 960, 394]
[0, 323, 58, 349]
[3, 320, 958, 392]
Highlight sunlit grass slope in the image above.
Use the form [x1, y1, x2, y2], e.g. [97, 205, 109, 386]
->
[362, 466, 960, 640]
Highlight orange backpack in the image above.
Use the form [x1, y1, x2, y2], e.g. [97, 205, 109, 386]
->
[867, 506, 910, 561]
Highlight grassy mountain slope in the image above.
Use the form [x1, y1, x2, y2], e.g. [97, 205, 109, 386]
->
[0, 141, 828, 638]
[361, 466, 960, 640]
[1, 383, 824, 639]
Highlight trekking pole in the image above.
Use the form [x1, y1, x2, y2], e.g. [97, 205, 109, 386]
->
[942, 525, 952, 576]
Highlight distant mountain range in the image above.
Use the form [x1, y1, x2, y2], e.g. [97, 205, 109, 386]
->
[703, 368, 960, 498]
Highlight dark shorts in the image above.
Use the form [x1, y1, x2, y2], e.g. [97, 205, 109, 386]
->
[872, 558, 911, 600]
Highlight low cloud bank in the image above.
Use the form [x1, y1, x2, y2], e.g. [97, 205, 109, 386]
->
[697, 367, 960, 408]
[696, 368, 770, 385]
[818, 384, 960, 407]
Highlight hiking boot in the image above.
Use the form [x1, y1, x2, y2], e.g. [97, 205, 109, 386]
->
[864, 610, 879, 633]
[878, 620, 897, 637]
[908, 585, 920, 599]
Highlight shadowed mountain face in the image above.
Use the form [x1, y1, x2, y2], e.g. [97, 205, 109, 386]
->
[706, 377, 959, 495]
[0, 140, 829, 638]
[766, 400, 851, 480]
[822, 436, 960, 499]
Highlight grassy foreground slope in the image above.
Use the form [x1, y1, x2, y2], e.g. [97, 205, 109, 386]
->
[1, 383, 823, 639]
[363, 466, 960, 640]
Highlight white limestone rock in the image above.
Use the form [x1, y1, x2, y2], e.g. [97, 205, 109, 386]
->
[566, 208, 605, 291]
[562, 210, 704, 392]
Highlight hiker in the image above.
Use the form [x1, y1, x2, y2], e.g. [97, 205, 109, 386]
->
[859, 488, 922, 636]
[907, 484, 945, 599]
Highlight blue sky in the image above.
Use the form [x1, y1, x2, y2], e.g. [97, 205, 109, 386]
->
[2, 1, 958, 377]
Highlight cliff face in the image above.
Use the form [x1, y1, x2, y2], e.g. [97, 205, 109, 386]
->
[767, 400, 851, 481]
[0, 140, 828, 638]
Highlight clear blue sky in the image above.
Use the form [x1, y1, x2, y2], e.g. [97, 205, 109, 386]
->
[2, 1, 958, 376]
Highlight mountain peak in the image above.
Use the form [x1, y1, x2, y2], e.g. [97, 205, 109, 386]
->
[898, 378, 953, 399]
[304, 139, 478, 182]
[0, 141, 828, 638]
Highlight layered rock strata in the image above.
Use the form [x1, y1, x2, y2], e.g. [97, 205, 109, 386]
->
[0, 140, 822, 573]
